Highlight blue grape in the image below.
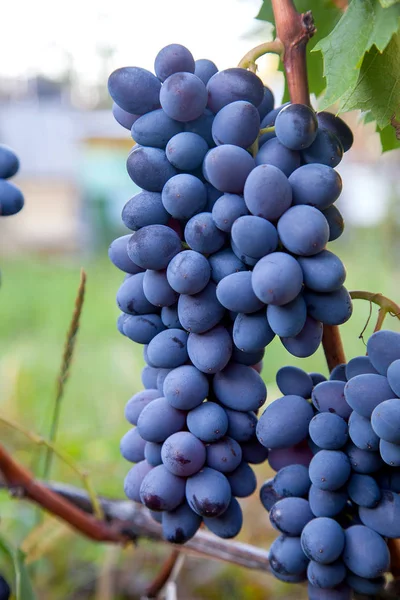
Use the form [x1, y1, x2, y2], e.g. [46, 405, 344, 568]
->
[380, 439, 400, 466]
[160, 72, 207, 122]
[194, 58, 218, 85]
[252, 252, 303, 306]
[206, 68, 264, 113]
[156, 368, 172, 394]
[307, 583, 351, 600]
[131, 109, 184, 149]
[154, 44, 195, 81]
[367, 330, 400, 375]
[322, 205, 344, 242]
[141, 365, 159, 389]
[203, 145, 255, 193]
[224, 409, 257, 442]
[347, 474, 381, 508]
[289, 164, 342, 210]
[344, 373, 394, 418]
[376, 469, 400, 492]
[309, 413, 348, 450]
[386, 358, 400, 396]
[281, 316, 323, 359]
[117, 272, 157, 315]
[269, 535, 309, 575]
[312, 381, 351, 420]
[232, 347, 264, 366]
[297, 251, 346, 293]
[186, 467, 231, 517]
[305, 287, 353, 326]
[127, 224, 181, 270]
[307, 560, 346, 589]
[178, 282, 225, 333]
[241, 436, 269, 464]
[260, 478, 282, 511]
[162, 502, 201, 544]
[123, 314, 165, 344]
[167, 250, 210, 295]
[231, 215, 278, 260]
[216, 271, 265, 314]
[137, 397, 186, 442]
[345, 573, 385, 595]
[371, 398, 400, 443]
[127, 146, 177, 192]
[257, 86, 274, 119]
[343, 525, 389, 578]
[227, 462, 257, 497]
[275, 104, 318, 150]
[310, 373, 327, 386]
[143, 269, 178, 308]
[309, 450, 351, 491]
[109, 235, 144, 274]
[345, 442, 383, 473]
[162, 173, 207, 220]
[345, 357, 378, 380]
[120, 428, 146, 463]
[150, 510, 163, 523]
[301, 517, 345, 564]
[214, 363, 267, 412]
[166, 131, 208, 170]
[187, 402, 228, 442]
[112, 103, 139, 130]
[122, 191, 169, 230]
[140, 464, 186, 510]
[276, 366, 313, 398]
[211, 194, 248, 232]
[270, 497, 313, 535]
[255, 138, 301, 177]
[206, 436, 242, 473]
[203, 497, 243, 538]
[187, 326, 232, 373]
[0, 144, 19, 178]
[274, 464, 311, 498]
[0, 180, 24, 216]
[162, 431, 206, 476]
[125, 389, 160, 425]
[303, 129, 343, 168]
[260, 103, 290, 127]
[329, 365, 347, 382]
[317, 112, 353, 152]
[0, 575, 10, 600]
[185, 109, 214, 146]
[267, 295, 307, 338]
[144, 442, 162, 466]
[233, 311, 275, 352]
[146, 328, 188, 368]
[163, 365, 208, 410]
[184, 211, 226, 254]
[108, 67, 161, 114]
[243, 163, 292, 221]
[278, 205, 329, 256]
[359, 489, 400, 538]
[124, 460, 153, 502]
[212, 100, 260, 148]
[257, 395, 313, 449]
[230, 240, 258, 267]
[309, 485, 348, 518]
[271, 569, 307, 584]
[208, 249, 246, 283]
[161, 304, 182, 329]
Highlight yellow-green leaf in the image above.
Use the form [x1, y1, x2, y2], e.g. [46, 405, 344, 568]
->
[0, 536, 37, 600]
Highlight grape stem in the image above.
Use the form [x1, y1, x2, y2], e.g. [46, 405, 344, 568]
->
[238, 39, 283, 72]
[350, 290, 400, 333]
[259, 126, 275, 135]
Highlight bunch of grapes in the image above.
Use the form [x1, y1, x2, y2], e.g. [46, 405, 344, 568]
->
[108, 42, 355, 545]
[258, 329, 400, 599]
[0, 144, 24, 217]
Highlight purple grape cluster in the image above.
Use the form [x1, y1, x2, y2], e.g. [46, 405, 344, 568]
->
[258, 329, 400, 598]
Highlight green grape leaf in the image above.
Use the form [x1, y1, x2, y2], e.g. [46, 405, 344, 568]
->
[315, 0, 400, 109]
[339, 34, 400, 128]
[378, 123, 400, 151]
[379, 0, 400, 7]
[0, 536, 37, 600]
[256, 0, 342, 100]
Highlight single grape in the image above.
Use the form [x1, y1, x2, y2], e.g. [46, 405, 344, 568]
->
[251, 252, 303, 306]
[269, 535, 309, 575]
[270, 497, 314, 536]
[301, 517, 345, 564]
[241, 436, 269, 464]
[385, 358, 400, 394]
[122, 191, 169, 231]
[347, 474, 381, 508]
[281, 316, 323, 359]
[231, 215, 278, 260]
[140, 464, 186, 510]
[187, 326, 232, 373]
[366, 330, 400, 375]
[117, 273, 157, 315]
[203, 145, 255, 193]
[187, 402, 228, 442]
[162, 431, 206, 476]
[162, 173, 207, 220]
[380, 439, 400, 466]
[214, 363, 267, 412]
[276, 366, 313, 399]
[224, 409, 257, 442]
[163, 365, 208, 410]
[146, 329, 188, 368]
[257, 395, 313, 449]
[256, 137, 301, 177]
[143, 269, 179, 308]
[161, 304, 182, 329]
[208, 248, 246, 283]
[155, 44, 195, 81]
[203, 497, 243, 538]
[307, 560, 346, 589]
[309, 413, 348, 450]
[302, 129, 343, 168]
[206, 68, 264, 113]
[166, 131, 209, 171]
[124, 460, 153, 502]
[127, 224, 181, 270]
[108, 66, 161, 114]
[273, 464, 311, 498]
[167, 250, 210, 295]
[297, 251, 346, 293]
[344, 373, 394, 418]
[109, 235, 145, 274]
[346, 442, 383, 473]
[123, 314, 165, 344]
[211, 194, 248, 233]
[233, 311, 275, 352]
[304, 287, 353, 326]
[312, 381, 351, 420]
[267, 295, 307, 338]
[125, 389, 160, 425]
[120, 428, 146, 463]
[194, 58, 218, 85]
[178, 281, 225, 333]
[186, 467, 231, 517]
[308, 485, 348, 518]
[184, 212, 226, 254]
[322, 205, 344, 242]
[227, 462, 257, 497]
[309, 450, 351, 491]
[0, 143, 20, 178]
[127, 146, 177, 191]
[275, 103, 318, 150]
[112, 103, 140, 130]
[144, 442, 162, 466]
[137, 397, 186, 443]
[278, 205, 329, 256]
[131, 109, 184, 149]
[243, 163, 292, 221]
[359, 489, 400, 538]
[206, 436, 242, 473]
[160, 72, 207, 122]
[343, 525, 390, 578]
[216, 271, 265, 314]
[212, 100, 260, 148]
[371, 398, 400, 443]
[289, 163, 342, 210]
[162, 502, 202, 544]
[317, 112, 353, 152]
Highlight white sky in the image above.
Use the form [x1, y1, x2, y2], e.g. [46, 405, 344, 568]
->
[1, 0, 273, 81]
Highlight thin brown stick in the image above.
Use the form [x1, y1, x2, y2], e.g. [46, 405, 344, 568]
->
[322, 326, 346, 372]
[146, 550, 181, 598]
[350, 290, 400, 333]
